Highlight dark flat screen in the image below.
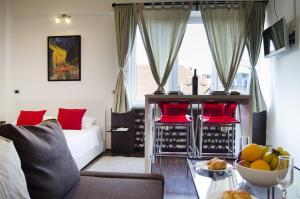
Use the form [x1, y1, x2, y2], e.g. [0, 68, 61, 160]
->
[263, 18, 286, 56]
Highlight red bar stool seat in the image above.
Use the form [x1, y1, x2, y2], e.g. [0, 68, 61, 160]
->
[157, 115, 191, 123]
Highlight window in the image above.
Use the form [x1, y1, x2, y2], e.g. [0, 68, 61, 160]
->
[177, 22, 213, 95]
[128, 28, 160, 107]
[129, 11, 252, 107]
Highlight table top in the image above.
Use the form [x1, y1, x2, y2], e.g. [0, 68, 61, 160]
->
[187, 159, 300, 199]
[145, 94, 250, 104]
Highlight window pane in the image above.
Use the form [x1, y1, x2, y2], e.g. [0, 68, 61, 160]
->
[231, 50, 251, 93]
[135, 29, 157, 100]
[178, 23, 250, 94]
[214, 50, 251, 93]
[178, 24, 213, 95]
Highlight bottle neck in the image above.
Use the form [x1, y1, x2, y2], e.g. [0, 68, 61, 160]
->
[194, 69, 197, 76]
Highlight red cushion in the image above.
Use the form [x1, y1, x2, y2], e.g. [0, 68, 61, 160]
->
[158, 102, 190, 116]
[203, 116, 239, 124]
[16, 110, 47, 126]
[157, 115, 192, 123]
[57, 108, 86, 130]
[202, 102, 226, 116]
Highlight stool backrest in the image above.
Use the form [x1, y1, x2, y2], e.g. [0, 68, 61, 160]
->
[202, 101, 238, 118]
[158, 101, 190, 117]
[225, 102, 238, 117]
[202, 102, 226, 117]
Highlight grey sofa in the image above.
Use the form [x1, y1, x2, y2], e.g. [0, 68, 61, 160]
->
[0, 120, 164, 199]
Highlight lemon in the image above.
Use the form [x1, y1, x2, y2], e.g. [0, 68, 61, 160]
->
[241, 143, 263, 162]
[250, 159, 271, 171]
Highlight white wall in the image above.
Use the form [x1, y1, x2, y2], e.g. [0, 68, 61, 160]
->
[5, 0, 120, 148]
[0, 0, 7, 121]
[265, 0, 300, 167]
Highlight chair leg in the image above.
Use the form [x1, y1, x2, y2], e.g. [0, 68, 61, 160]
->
[159, 156, 162, 174]
[194, 116, 199, 156]
[159, 127, 163, 153]
[186, 123, 190, 156]
[227, 127, 230, 156]
[190, 123, 193, 155]
[233, 124, 236, 157]
[199, 103, 204, 158]
[153, 123, 157, 164]
[200, 121, 203, 158]
[186, 158, 189, 179]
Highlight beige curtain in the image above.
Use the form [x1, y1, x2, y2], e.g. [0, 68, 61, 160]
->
[113, 5, 137, 113]
[246, 2, 267, 112]
[200, 2, 252, 92]
[135, 4, 191, 93]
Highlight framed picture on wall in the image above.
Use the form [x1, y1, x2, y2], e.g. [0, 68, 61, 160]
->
[48, 35, 81, 81]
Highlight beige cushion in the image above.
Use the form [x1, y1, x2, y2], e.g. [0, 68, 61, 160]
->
[0, 136, 30, 199]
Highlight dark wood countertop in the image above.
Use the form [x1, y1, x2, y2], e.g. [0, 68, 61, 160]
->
[145, 94, 250, 103]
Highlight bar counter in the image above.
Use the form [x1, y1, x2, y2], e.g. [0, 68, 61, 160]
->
[144, 94, 252, 173]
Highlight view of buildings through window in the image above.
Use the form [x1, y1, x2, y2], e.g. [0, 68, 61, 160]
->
[130, 14, 251, 106]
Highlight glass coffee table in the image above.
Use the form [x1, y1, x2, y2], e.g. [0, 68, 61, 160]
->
[187, 158, 300, 199]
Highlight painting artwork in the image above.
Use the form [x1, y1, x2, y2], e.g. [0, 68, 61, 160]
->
[48, 35, 81, 81]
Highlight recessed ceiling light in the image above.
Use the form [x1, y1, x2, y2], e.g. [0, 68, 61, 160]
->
[55, 14, 71, 24]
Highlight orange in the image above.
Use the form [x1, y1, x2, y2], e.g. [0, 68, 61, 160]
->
[250, 159, 271, 171]
[241, 144, 263, 162]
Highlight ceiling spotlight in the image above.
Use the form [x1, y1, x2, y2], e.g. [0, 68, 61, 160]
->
[64, 17, 71, 24]
[55, 17, 61, 24]
[55, 14, 71, 24]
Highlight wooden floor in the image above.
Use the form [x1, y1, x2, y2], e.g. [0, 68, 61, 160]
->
[152, 157, 198, 199]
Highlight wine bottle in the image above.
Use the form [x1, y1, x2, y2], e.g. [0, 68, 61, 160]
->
[192, 69, 198, 95]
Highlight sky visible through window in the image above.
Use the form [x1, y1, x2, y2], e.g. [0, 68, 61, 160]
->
[178, 24, 213, 74]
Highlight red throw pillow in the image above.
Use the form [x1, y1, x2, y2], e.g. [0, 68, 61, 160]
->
[16, 110, 47, 126]
[57, 108, 87, 130]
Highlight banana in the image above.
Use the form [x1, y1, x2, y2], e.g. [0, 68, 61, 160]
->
[262, 145, 271, 156]
[270, 155, 279, 170]
[281, 150, 290, 156]
[276, 146, 284, 154]
[262, 151, 273, 163]
[257, 146, 290, 170]
[272, 148, 281, 156]
[276, 146, 290, 156]
[276, 148, 290, 170]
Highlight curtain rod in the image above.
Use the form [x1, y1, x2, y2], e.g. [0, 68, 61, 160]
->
[112, 1, 268, 7]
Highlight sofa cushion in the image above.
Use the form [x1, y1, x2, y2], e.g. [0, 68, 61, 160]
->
[0, 136, 30, 199]
[0, 119, 79, 199]
[64, 171, 164, 199]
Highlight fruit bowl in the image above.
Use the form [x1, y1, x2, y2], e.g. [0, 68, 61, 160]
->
[235, 160, 286, 187]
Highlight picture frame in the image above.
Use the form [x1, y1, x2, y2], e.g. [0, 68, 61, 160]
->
[48, 35, 81, 81]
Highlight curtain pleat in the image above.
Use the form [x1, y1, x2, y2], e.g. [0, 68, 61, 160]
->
[246, 2, 267, 112]
[113, 6, 137, 113]
[135, 4, 191, 93]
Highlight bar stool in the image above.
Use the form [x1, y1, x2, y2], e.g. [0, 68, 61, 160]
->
[154, 101, 192, 172]
[198, 101, 239, 158]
